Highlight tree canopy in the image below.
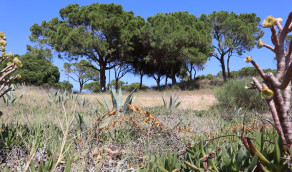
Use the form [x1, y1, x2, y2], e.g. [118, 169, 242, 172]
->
[64, 60, 99, 93]
[14, 46, 60, 86]
[142, 12, 212, 87]
[30, 3, 145, 91]
[208, 11, 263, 81]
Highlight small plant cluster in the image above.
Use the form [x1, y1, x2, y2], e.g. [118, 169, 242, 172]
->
[0, 32, 22, 99]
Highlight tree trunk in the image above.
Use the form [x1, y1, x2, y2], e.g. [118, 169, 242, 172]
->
[115, 78, 119, 90]
[171, 68, 176, 85]
[79, 79, 83, 93]
[139, 72, 143, 89]
[171, 75, 176, 85]
[165, 76, 168, 86]
[189, 69, 193, 81]
[156, 74, 161, 88]
[100, 62, 106, 92]
[220, 59, 227, 82]
[189, 63, 193, 81]
[227, 55, 231, 78]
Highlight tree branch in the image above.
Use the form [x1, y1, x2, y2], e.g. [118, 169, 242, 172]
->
[0, 87, 12, 99]
[271, 26, 279, 47]
[263, 44, 275, 52]
[250, 60, 267, 81]
[105, 61, 125, 70]
[283, 11, 292, 31]
[80, 64, 100, 71]
[275, 20, 283, 32]
[252, 77, 286, 144]
[287, 40, 292, 58]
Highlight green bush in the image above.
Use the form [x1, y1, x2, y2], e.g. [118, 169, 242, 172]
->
[54, 81, 73, 91]
[215, 78, 268, 112]
[122, 82, 148, 91]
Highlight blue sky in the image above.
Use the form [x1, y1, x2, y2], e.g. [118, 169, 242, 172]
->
[2, 0, 291, 91]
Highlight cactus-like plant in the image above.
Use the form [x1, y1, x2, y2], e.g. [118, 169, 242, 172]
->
[2, 84, 25, 106]
[0, 32, 22, 99]
[101, 88, 135, 116]
[245, 12, 292, 147]
[162, 94, 181, 109]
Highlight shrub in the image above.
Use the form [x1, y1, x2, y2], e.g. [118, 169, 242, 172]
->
[54, 81, 73, 91]
[122, 82, 148, 91]
[215, 78, 268, 112]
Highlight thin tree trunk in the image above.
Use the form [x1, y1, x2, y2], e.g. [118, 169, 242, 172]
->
[227, 54, 231, 78]
[139, 72, 143, 89]
[115, 79, 119, 90]
[100, 61, 106, 92]
[220, 59, 227, 82]
[165, 76, 168, 86]
[79, 79, 83, 93]
[189, 67, 193, 81]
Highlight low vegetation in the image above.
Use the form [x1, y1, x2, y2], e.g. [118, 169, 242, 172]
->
[1, 2, 292, 172]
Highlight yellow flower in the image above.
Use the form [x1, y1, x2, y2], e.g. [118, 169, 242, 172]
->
[257, 40, 264, 48]
[8, 52, 14, 58]
[1, 46, 5, 52]
[2, 52, 7, 57]
[244, 56, 252, 63]
[0, 40, 6, 46]
[13, 57, 22, 68]
[261, 88, 274, 99]
[0, 32, 4, 38]
[263, 16, 276, 28]
[16, 74, 21, 79]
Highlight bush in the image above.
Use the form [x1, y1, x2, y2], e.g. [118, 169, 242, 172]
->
[215, 78, 268, 112]
[54, 81, 73, 91]
[122, 82, 148, 91]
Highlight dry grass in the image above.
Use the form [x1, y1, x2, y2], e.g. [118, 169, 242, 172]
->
[83, 89, 217, 110]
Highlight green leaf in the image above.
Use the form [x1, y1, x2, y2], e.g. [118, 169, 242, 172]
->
[102, 93, 111, 110]
[273, 136, 281, 166]
[64, 159, 71, 172]
[221, 147, 231, 167]
[158, 166, 169, 172]
[247, 153, 258, 172]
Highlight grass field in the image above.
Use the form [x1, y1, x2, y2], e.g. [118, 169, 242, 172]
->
[0, 85, 275, 171]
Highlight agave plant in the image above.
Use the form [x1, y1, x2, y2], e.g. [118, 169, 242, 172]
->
[2, 84, 25, 106]
[101, 88, 135, 116]
[162, 94, 181, 109]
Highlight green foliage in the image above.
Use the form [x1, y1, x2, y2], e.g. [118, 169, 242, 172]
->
[30, 3, 145, 91]
[143, 11, 212, 86]
[2, 84, 25, 106]
[122, 82, 148, 91]
[107, 80, 126, 90]
[162, 94, 181, 109]
[102, 88, 135, 116]
[215, 79, 268, 112]
[83, 82, 100, 93]
[54, 81, 73, 92]
[208, 11, 263, 80]
[138, 150, 182, 172]
[14, 51, 60, 86]
[64, 60, 99, 93]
